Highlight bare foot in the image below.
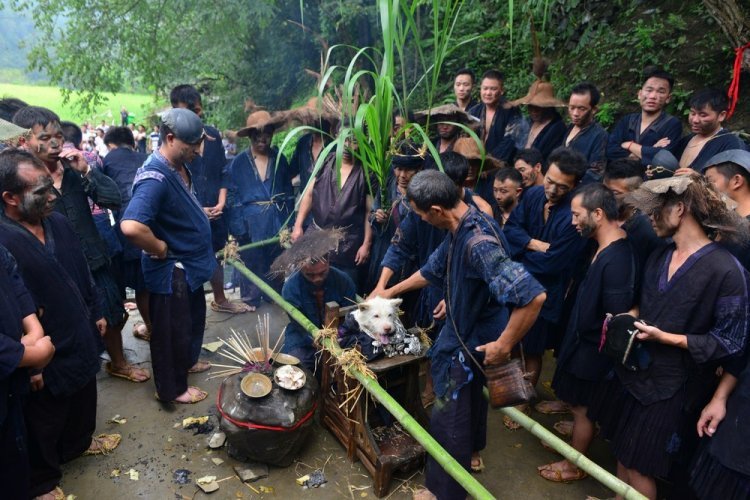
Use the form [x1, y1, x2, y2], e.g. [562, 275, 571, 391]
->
[188, 360, 211, 373]
[471, 452, 485, 472]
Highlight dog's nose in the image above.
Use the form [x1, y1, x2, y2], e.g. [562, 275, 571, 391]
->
[383, 325, 392, 333]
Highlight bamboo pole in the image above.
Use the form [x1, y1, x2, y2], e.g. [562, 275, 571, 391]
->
[492, 398, 646, 500]
[227, 258, 496, 500]
[216, 236, 281, 258]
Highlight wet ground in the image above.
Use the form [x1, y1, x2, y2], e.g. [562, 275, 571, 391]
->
[60, 289, 616, 499]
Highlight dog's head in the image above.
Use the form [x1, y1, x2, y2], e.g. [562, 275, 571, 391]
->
[352, 297, 403, 345]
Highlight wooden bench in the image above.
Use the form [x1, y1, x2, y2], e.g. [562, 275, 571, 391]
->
[320, 301, 428, 497]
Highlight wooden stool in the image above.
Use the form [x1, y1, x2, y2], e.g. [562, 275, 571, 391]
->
[320, 302, 429, 497]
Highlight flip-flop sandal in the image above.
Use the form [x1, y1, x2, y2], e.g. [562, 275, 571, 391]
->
[553, 420, 575, 437]
[188, 361, 211, 373]
[34, 486, 66, 500]
[105, 362, 151, 383]
[538, 466, 587, 483]
[155, 386, 208, 404]
[470, 456, 485, 473]
[83, 433, 122, 456]
[210, 300, 253, 314]
[502, 404, 531, 430]
[132, 321, 150, 341]
[534, 400, 571, 415]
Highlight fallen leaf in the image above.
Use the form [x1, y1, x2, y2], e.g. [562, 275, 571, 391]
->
[202, 341, 223, 353]
[173, 423, 181, 429]
[110, 469, 121, 478]
[107, 415, 127, 425]
[66, 495, 77, 500]
[197, 475, 218, 485]
[127, 469, 139, 481]
[212, 458, 224, 466]
[181, 455, 187, 460]
[259, 486, 274, 493]
[167, 436, 172, 442]
[360, 493, 368, 497]
[182, 416, 209, 428]
[235, 492, 244, 498]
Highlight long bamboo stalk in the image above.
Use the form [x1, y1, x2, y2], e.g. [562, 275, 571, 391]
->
[216, 236, 281, 258]
[227, 258, 495, 500]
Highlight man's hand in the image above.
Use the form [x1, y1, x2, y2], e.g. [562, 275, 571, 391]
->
[653, 137, 671, 148]
[634, 321, 666, 342]
[59, 148, 90, 174]
[527, 239, 550, 253]
[95, 318, 107, 336]
[674, 167, 701, 178]
[370, 285, 388, 299]
[148, 240, 168, 260]
[291, 226, 304, 243]
[433, 299, 446, 320]
[373, 209, 388, 224]
[30, 373, 44, 391]
[697, 396, 727, 437]
[205, 204, 224, 220]
[354, 243, 370, 266]
[476, 339, 512, 365]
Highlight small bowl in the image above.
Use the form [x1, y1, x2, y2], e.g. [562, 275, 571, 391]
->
[240, 373, 272, 398]
[271, 353, 300, 366]
[274, 365, 306, 391]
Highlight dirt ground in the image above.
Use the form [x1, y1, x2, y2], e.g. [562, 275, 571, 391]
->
[59, 289, 616, 499]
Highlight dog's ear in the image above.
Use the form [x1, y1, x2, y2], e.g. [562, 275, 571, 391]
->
[389, 298, 403, 307]
[357, 302, 369, 311]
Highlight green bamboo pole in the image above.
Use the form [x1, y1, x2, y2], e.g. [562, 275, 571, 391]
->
[488, 391, 647, 500]
[227, 258, 496, 500]
[217, 236, 281, 258]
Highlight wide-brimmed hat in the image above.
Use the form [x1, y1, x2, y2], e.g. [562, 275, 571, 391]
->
[0, 118, 28, 144]
[624, 175, 694, 214]
[236, 110, 288, 138]
[279, 97, 340, 129]
[509, 80, 566, 108]
[270, 227, 345, 277]
[414, 104, 480, 129]
[452, 137, 505, 171]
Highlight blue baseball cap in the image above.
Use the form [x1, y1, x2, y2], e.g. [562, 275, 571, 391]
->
[703, 149, 750, 174]
[160, 108, 206, 144]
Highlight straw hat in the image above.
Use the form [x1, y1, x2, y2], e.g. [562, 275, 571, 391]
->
[0, 118, 28, 144]
[452, 137, 504, 171]
[270, 227, 345, 277]
[279, 97, 340, 128]
[624, 176, 694, 215]
[236, 110, 288, 138]
[509, 80, 566, 108]
[414, 104, 480, 128]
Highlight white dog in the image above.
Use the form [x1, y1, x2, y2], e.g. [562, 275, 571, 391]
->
[346, 297, 424, 357]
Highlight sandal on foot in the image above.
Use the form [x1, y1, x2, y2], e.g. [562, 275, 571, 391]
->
[83, 433, 122, 456]
[538, 465, 587, 483]
[34, 486, 65, 500]
[188, 361, 211, 373]
[156, 386, 208, 404]
[534, 400, 571, 415]
[553, 419, 575, 437]
[470, 456, 485, 473]
[132, 321, 150, 341]
[210, 300, 253, 314]
[412, 488, 437, 500]
[502, 404, 530, 430]
[105, 362, 151, 383]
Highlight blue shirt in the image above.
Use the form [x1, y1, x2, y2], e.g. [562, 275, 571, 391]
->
[121, 150, 216, 294]
[606, 111, 682, 165]
[563, 122, 608, 179]
[281, 267, 356, 351]
[503, 185, 587, 323]
[420, 207, 545, 398]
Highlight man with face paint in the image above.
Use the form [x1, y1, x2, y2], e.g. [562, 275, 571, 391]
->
[514, 148, 545, 191]
[503, 147, 588, 427]
[0, 148, 121, 499]
[668, 89, 748, 174]
[226, 109, 293, 310]
[121, 108, 216, 405]
[492, 167, 523, 228]
[538, 183, 636, 483]
[11, 107, 150, 385]
[606, 68, 682, 166]
[563, 82, 608, 182]
[468, 69, 525, 163]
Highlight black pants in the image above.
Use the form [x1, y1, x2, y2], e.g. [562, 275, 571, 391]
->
[1, 391, 30, 500]
[425, 357, 487, 499]
[150, 268, 206, 401]
[25, 377, 97, 497]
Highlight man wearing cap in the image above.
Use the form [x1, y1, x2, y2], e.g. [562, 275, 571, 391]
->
[120, 108, 215, 404]
[510, 74, 567, 162]
[607, 68, 683, 165]
[468, 69, 525, 164]
[563, 82, 608, 182]
[171, 85, 247, 324]
[226, 108, 293, 310]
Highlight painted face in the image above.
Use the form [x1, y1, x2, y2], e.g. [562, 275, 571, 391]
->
[543, 164, 577, 205]
[527, 105, 545, 124]
[250, 127, 274, 155]
[16, 164, 57, 223]
[688, 105, 725, 136]
[703, 167, 731, 195]
[300, 259, 330, 288]
[638, 77, 671, 113]
[567, 92, 595, 127]
[168, 135, 203, 165]
[394, 166, 419, 190]
[493, 178, 521, 210]
[514, 159, 542, 188]
[480, 78, 504, 106]
[603, 177, 635, 216]
[570, 194, 596, 238]
[437, 123, 457, 140]
[648, 202, 680, 238]
[25, 123, 64, 166]
[454, 74, 474, 101]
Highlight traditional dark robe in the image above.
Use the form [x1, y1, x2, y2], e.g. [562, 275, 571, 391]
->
[669, 129, 748, 172]
[622, 211, 661, 276]
[606, 111, 683, 165]
[289, 133, 328, 192]
[524, 112, 567, 162]
[419, 206, 544, 499]
[563, 122, 608, 182]
[367, 177, 408, 291]
[468, 100, 524, 162]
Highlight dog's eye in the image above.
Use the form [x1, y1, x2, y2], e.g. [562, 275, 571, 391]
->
[373, 314, 380, 318]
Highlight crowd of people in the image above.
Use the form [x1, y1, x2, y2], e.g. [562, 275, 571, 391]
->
[0, 60, 749, 500]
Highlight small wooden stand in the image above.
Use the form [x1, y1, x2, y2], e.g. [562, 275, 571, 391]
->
[321, 302, 429, 497]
